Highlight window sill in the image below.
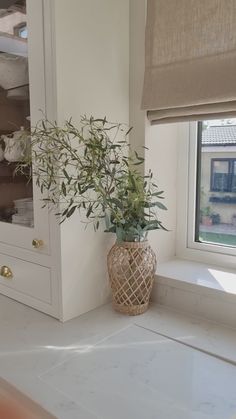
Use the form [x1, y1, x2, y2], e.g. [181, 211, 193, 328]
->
[153, 258, 236, 328]
[209, 196, 236, 204]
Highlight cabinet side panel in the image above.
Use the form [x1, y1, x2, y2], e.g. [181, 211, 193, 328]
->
[53, 0, 129, 320]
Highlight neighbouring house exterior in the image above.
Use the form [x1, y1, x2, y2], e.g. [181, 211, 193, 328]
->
[201, 125, 236, 225]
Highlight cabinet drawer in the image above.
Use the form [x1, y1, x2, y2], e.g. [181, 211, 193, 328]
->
[0, 254, 51, 304]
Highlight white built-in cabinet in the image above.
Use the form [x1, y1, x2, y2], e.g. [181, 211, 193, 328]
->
[0, 0, 129, 321]
[0, 0, 61, 318]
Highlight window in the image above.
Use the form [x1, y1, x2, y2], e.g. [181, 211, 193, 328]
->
[176, 118, 236, 268]
[195, 120, 236, 249]
[14, 22, 28, 39]
[211, 159, 236, 192]
[18, 24, 27, 38]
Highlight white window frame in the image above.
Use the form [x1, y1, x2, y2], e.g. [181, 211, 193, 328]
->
[176, 121, 236, 270]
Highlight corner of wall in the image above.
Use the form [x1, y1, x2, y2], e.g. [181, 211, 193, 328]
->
[129, 0, 179, 263]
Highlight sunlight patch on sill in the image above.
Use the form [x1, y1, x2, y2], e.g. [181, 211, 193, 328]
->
[155, 258, 236, 301]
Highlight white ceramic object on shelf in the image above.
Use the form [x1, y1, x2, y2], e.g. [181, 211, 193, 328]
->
[3, 127, 30, 162]
[0, 144, 4, 161]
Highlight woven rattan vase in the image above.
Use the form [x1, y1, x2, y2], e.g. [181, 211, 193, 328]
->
[107, 241, 156, 315]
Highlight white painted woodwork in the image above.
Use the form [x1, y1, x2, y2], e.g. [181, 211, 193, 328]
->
[0, 0, 130, 321]
[0, 253, 51, 303]
[0, 0, 50, 254]
[53, 0, 130, 321]
[176, 122, 236, 269]
[0, 0, 60, 318]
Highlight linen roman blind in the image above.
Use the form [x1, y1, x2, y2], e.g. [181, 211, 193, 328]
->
[142, 0, 236, 124]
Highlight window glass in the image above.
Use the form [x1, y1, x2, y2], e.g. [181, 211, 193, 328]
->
[211, 160, 229, 192]
[232, 161, 236, 192]
[0, 0, 34, 228]
[196, 119, 236, 247]
[18, 25, 27, 38]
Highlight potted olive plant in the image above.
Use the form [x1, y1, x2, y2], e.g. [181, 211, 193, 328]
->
[200, 206, 213, 226]
[18, 116, 167, 315]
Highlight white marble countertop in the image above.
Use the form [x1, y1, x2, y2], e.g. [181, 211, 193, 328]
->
[0, 295, 236, 418]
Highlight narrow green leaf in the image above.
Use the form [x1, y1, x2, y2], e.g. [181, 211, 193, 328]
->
[67, 206, 77, 218]
[63, 169, 70, 181]
[155, 201, 167, 210]
[86, 206, 93, 218]
[125, 127, 133, 136]
[62, 182, 66, 196]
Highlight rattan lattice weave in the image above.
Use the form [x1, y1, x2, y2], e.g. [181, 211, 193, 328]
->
[107, 241, 156, 315]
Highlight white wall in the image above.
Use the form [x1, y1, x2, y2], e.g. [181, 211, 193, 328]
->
[53, 0, 129, 320]
[52, 0, 178, 320]
[145, 123, 178, 262]
[129, 0, 178, 263]
[129, 0, 146, 157]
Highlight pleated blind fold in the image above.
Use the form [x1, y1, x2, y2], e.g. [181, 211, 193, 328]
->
[142, 0, 236, 124]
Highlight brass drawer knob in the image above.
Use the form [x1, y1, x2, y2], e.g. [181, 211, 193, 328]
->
[0, 266, 13, 279]
[32, 239, 44, 249]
